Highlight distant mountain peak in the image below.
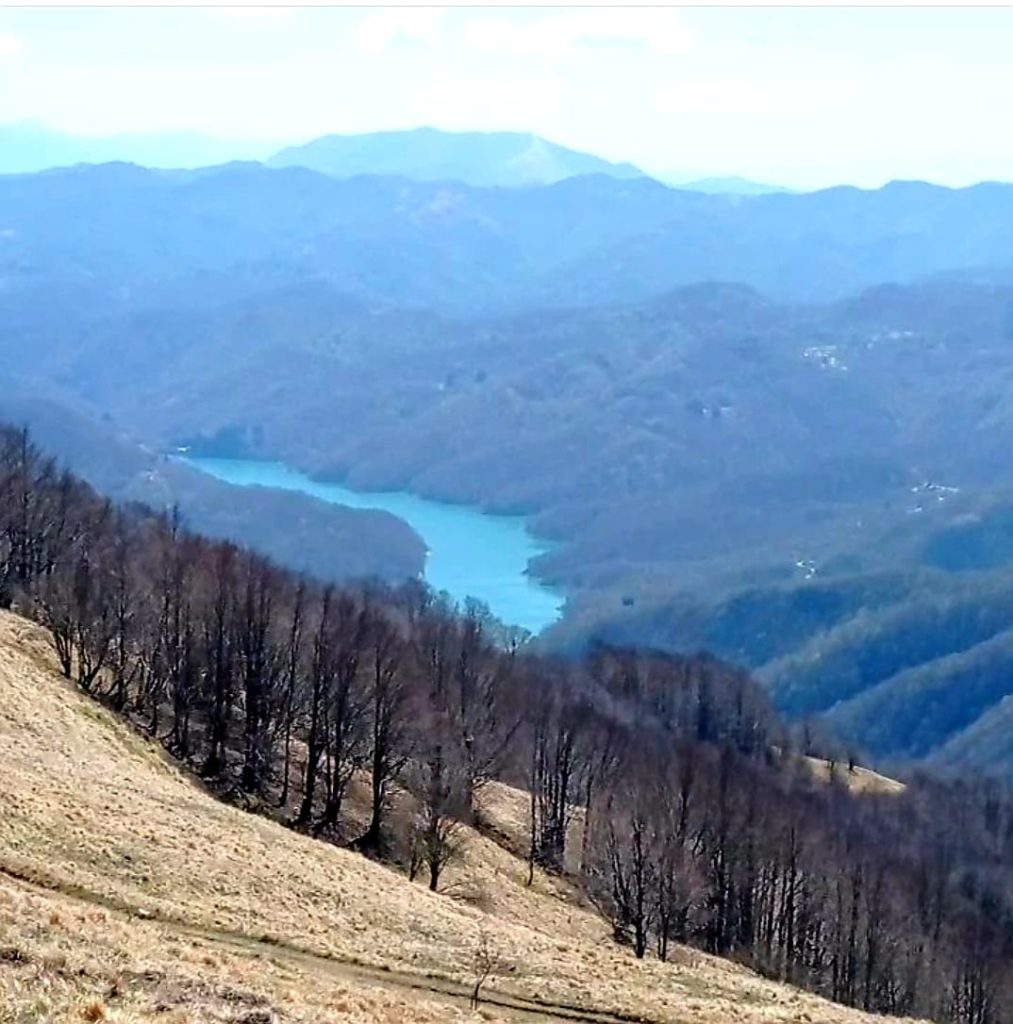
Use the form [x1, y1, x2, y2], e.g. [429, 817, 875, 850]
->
[665, 174, 790, 196]
[265, 127, 644, 188]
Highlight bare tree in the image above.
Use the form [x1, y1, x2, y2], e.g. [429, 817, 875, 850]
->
[470, 929, 498, 1010]
[315, 593, 370, 831]
[355, 601, 411, 855]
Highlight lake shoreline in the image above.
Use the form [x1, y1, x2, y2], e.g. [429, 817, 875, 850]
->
[178, 455, 565, 635]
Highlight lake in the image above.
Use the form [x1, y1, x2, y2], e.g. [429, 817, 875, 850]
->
[181, 457, 564, 635]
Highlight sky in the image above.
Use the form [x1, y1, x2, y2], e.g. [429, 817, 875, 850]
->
[1, 5, 1013, 189]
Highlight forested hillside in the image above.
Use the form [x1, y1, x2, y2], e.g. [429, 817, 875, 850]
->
[5, 163, 1013, 315]
[11, 6, 1013, 1024]
[562, 566, 1013, 773]
[4, 423, 1013, 1024]
[0, 392, 426, 584]
[0, 610, 919, 1024]
[7, 161, 1013, 775]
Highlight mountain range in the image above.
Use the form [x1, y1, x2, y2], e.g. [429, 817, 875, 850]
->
[6, 156, 1013, 778]
[4, 161, 1013, 311]
[0, 121, 793, 193]
[0, 123, 645, 187]
[266, 125, 645, 187]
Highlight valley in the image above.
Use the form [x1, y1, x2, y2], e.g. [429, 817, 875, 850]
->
[5, 157, 1013, 778]
[6, 7, 1013, 1024]
[2, 423, 1010, 1024]
[183, 455, 564, 634]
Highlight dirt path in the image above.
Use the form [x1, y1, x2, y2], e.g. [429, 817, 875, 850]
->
[0, 863, 657, 1024]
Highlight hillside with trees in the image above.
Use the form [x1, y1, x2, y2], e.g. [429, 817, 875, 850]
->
[0, 391, 427, 585]
[561, 566, 1013, 774]
[0, 609, 921, 1024]
[8, 161, 1013, 776]
[10, 4, 1013, 1021]
[4, 424, 1013, 1023]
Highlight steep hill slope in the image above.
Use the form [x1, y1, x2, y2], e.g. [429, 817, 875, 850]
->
[563, 564, 1013, 773]
[0, 609, 916, 1024]
[822, 626, 1013, 761]
[932, 695, 1013, 776]
[0, 390, 426, 585]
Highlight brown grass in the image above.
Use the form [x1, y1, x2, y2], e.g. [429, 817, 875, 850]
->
[802, 755, 906, 795]
[0, 610, 921, 1023]
[0, 872, 490, 1024]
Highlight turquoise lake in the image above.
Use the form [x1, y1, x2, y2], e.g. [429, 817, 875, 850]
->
[182, 457, 564, 635]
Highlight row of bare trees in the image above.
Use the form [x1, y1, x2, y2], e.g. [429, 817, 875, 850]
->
[2, 422, 1013, 1023]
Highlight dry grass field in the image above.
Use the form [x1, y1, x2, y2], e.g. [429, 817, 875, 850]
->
[0, 610, 921, 1024]
[801, 756, 905, 795]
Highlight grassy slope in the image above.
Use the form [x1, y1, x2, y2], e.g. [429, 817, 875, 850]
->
[0, 610, 919, 1024]
[800, 755, 905, 795]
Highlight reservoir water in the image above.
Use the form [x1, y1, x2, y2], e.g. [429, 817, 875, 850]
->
[182, 457, 564, 635]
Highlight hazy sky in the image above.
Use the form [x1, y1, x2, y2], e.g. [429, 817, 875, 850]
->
[1, 5, 1012, 189]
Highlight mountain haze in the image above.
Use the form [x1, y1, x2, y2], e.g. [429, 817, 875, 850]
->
[12, 3, 1013, 1021]
[7, 158, 1013, 780]
[266, 126, 645, 186]
[667, 175, 790, 195]
[0, 120, 276, 174]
